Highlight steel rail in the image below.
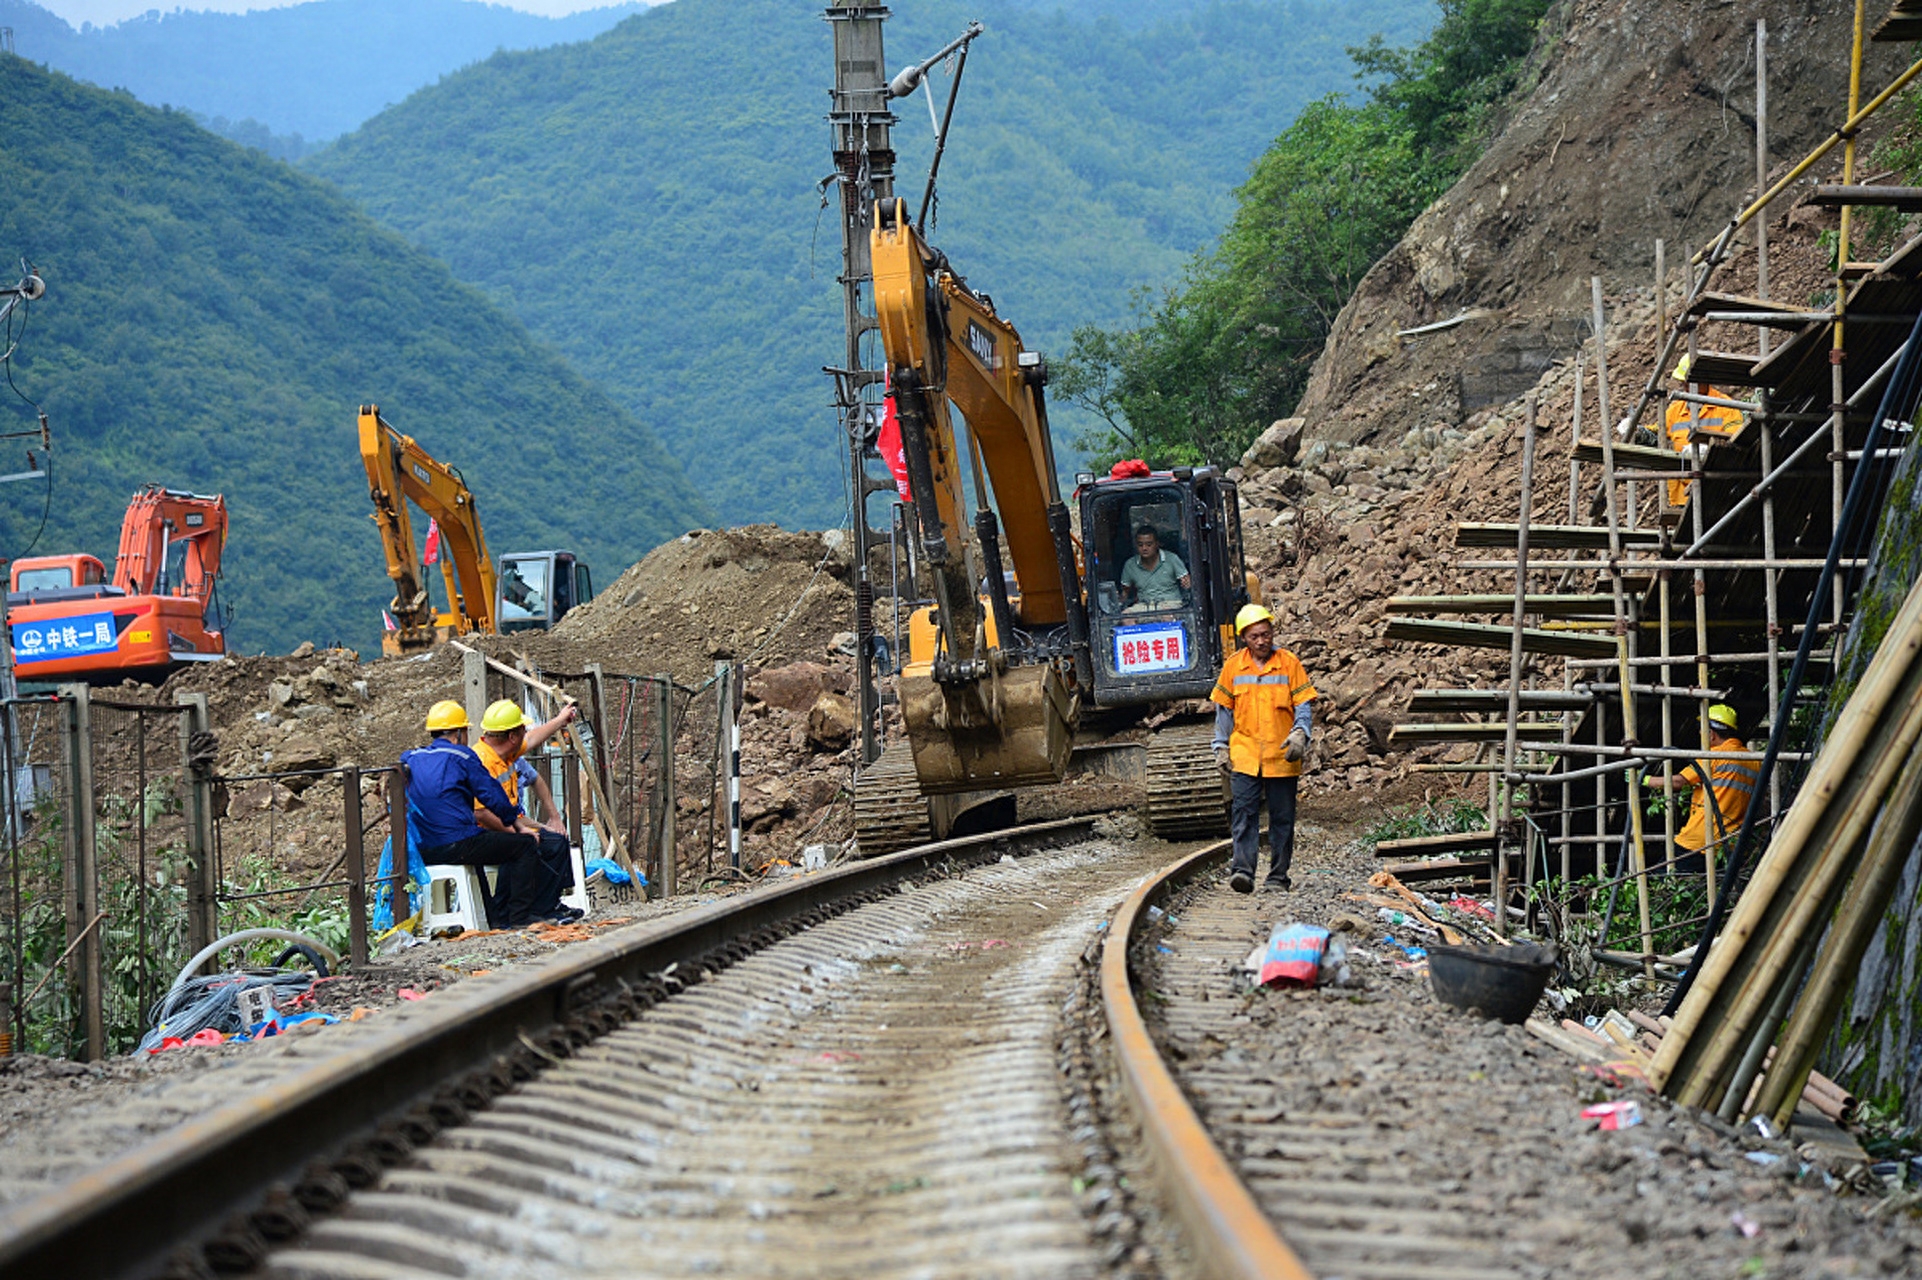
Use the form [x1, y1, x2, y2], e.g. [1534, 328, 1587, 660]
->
[1099, 839, 1314, 1280]
[0, 815, 1097, 1280]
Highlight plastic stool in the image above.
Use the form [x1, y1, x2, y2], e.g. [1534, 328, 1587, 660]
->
[422, 864, 489, 935]
[560, 843, 590, 915]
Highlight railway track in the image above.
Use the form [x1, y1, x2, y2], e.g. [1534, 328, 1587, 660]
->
[0, 817, 1483, 1280]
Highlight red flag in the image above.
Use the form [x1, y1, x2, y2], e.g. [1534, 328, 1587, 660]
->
[422, 518, 442, 566]
[875, 374, 911, 501]
[382, 609, 398, 632]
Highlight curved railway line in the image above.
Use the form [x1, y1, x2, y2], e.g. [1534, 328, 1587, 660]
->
[0, 818, 1512, 1280]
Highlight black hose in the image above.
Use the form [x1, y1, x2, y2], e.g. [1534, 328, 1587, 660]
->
[1663, 310, 1922, 1015]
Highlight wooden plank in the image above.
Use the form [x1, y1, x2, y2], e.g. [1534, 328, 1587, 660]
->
[1380, 856, 1516, 883]
[1375, 830, 1497, 858]
[1810, 185, 1922, 211]
[1387, 593, 1616, 618]
[1388, 722, 1566, 746]
[1455, 522, 1663, 550]
[1570, 439, 1690, 471]
[1684, 350, 1766, 386]
[1408, 688, 1594, 713]
[1384, 617, 1621, 658]
[1680, 290, 1807, 318]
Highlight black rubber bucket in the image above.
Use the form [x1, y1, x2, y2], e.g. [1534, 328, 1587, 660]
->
[1426, 941, 1558, 1024]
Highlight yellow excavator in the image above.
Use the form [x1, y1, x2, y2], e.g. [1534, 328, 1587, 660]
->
[358, 405, 595, 657]
[854, 199, 1261, 852]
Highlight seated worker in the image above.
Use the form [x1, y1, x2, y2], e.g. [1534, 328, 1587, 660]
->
[1663, 355, 1745, 508]
[1661, 703, 1760, 875]
[403, 700, 569, 927]
[1119, 526, 1190, 612]
[473, 699, 581, 912]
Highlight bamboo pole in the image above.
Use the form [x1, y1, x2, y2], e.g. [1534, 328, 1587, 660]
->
[1655, 576, 1922, 1097]
[1756, 742, 1922, 1129]
[1756, 20, 1771, 360]
[1592, 278, 1654, 969]
[1498, 396, 1540, 931]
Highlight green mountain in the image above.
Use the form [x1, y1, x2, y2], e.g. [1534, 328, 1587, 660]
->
[0, 54, 707, 654]
[305, 0, 1436, 528]
[0, 0, 645, 147]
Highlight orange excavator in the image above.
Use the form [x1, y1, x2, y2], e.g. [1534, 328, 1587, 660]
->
[7, 486, 229, 683]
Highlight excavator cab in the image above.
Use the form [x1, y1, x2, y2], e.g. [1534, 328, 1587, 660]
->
[497, 551, 595, 633]
[1079, 466, 1248, 707]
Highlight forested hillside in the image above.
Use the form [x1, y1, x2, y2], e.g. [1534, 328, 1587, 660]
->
[0, 56, 707, 653]
[305, 0, 1436, 528]
[0, 0, 644, 147]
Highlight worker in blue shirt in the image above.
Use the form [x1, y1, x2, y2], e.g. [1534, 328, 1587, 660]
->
[403, 701, 571, 927]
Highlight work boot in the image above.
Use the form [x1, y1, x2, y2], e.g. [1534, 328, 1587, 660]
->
[1261, 876, 1291, 892]
[1229, 870, 1254, 894]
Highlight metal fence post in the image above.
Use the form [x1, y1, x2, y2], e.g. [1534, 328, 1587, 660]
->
[344, 767, 367, 966]
[656, 676, 675, 898]
[176, 692, 217, 958]
[384, 768, 409, 915]
[58, 684, 102, 1061]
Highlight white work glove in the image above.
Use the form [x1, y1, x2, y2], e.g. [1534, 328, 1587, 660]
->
[1212, 745, 1231, 777]
[1283, 728, 1309, 763]
[1613, 416, 1635, 441]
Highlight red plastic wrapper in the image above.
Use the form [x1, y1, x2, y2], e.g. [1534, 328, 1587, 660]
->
[1259, 922, 1331, 988]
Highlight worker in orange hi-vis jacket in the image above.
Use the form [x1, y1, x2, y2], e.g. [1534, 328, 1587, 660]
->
[1662, 355, 1746, 508]
[1210, 604, 1319, 895]
[1663, 703, 1761, 875]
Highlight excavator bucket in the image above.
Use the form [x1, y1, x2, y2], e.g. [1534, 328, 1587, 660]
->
[898, 661, 1077, 795]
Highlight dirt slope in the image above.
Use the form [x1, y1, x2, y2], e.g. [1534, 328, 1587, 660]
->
[1293, 0, 1906, 448]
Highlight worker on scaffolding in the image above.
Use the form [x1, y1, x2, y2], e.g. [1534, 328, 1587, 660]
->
[1211, 603, 1319, 895]
[404, 701, 570, 927]
[1663, 356, 1746, 508]
[474, 699, 581, 909]
[1663, 703, 1761, 875]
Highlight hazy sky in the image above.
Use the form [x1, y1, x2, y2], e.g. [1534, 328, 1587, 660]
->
[40, 1, 650, 26]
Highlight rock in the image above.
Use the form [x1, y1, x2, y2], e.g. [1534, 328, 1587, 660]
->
[293, 704, 336, 721]
[828, 630, 859, 659]
[1241, 417, 1306, 470]
[1303, 473, 1334, 496]
[290, 641, 316, 659]
[271, 733, 336, 779]
[267, 681, 297, 709]
[740, 781, 797, 832]
[806, 692, 857, 750]
[747, 661, 833, 715]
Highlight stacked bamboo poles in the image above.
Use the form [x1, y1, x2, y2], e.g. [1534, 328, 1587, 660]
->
[1651, 573, 1922, 1116]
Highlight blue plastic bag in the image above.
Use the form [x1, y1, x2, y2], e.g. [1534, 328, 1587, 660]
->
[584, 856, 643, 887]
[372, 805, 430, 930]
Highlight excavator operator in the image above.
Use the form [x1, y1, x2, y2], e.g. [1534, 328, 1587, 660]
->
[474, 698, 581, 909]
[1119, 526, 1190, 612]
[403, 701, 572, 927]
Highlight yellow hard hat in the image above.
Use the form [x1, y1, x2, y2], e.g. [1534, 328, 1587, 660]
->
[1671, 355, 1692, 382]
[1235, 603, 1275, 634]
[481, 699, 527, 733]
[1707, 703, 1739, 731]
[425, 700, 469, 732]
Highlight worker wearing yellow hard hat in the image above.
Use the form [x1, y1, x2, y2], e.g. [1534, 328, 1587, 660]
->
[1662, 702, 1760, 873]
[1209, 600, 1319, 894]
[403, 697, 571, 927]
[473, 698, 583, 908]
[1663, 355, 1746, 508]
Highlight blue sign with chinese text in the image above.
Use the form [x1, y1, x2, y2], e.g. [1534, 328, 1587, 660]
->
[12, 612, 120, 665]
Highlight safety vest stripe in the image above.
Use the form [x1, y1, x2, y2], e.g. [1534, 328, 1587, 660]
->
[1232, 674, 1292, 686]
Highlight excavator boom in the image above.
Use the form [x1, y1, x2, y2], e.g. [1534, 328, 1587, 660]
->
[869, 198, 1085, 795]
[357, 404, 498, 656]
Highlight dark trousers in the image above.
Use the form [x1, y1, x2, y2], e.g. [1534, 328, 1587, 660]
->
[1230, 772, 1298, 882]
[423, 830, 558, 928]
[534, 829, 575, 894]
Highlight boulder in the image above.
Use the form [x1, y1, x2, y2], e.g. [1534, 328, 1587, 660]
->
[806, 692, 858, 751]
[747, 661, 833, 715]
[271, 732, 336, 784]
[1241, 417, 1306, 471]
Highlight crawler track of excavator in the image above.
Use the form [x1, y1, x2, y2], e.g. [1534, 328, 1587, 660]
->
[1144, 723, 1230, 839]
[852, 740, 933, 856]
